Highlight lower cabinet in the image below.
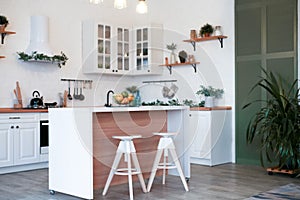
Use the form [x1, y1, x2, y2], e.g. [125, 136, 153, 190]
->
[189, 110, 232, 166]
[0, 122, 39, 168]
[0, 113, 48, 173]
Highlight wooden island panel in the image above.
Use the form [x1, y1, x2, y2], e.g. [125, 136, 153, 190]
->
[93, 111, 167, 189]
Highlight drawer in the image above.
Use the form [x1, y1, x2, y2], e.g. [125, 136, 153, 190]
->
[0, 113, 39, 123]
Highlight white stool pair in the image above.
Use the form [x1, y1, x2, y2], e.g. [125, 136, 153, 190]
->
[102, 133, 188, 200]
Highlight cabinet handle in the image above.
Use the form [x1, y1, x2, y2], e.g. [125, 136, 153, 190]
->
[16, 126, 19, 129]
[115, 70, 118, 72]
[10, 126, 14, 129]
[189, 114, 192, 117]
[9, 117, 21, 119]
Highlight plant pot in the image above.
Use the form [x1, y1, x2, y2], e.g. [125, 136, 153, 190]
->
[179, 56, 186, 63]
[204, 96, 214, 107]
[0, 25, 5, 32]
[203, 33, 211, 37]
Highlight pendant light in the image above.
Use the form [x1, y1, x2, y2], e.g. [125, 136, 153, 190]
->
[114, 0, 127, 9]
[136, 0, 148, 14]
[89, 0, 103, 4]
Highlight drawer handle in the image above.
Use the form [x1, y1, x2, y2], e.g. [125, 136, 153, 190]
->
[9, 117, 21, 119]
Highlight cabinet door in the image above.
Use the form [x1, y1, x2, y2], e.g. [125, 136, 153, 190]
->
[135, 27, 149, 73]
[0, 124, 13, 167]
[14, 122, 39, 165]
[82, 21, 113, 74]
[133, 24, 163, 75]
[189, 111, 211, 159]
[115, 27, 130, 73]
[97, 24, 112, 71]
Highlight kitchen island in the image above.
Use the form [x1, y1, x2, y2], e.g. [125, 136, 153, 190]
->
[48, 106, 190, 199]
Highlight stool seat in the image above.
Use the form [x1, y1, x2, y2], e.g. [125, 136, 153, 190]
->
[102, 135, 147, 200]
[147, 132, 189, 192]
[113, 135, 142, 140]
[153, 132, 177, 137]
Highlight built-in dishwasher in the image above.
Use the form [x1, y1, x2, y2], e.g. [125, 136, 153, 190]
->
[40, 114, 49, 155]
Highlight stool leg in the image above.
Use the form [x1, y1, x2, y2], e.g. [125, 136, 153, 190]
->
[147, 149, 163, 192]
[162, 148, 168, 184]
[131, 152, 147, 193]
[126, 152, 134, 200]
[169, 149, 189, 192]
[102, 151, 123, 196]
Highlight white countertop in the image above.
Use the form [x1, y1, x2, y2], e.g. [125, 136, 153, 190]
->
[49, 106, 189, 113]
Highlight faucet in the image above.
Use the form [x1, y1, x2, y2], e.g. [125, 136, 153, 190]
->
[104, 90, 114, 107]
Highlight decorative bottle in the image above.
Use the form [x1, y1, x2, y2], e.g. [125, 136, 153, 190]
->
[135, 90, 141, 107]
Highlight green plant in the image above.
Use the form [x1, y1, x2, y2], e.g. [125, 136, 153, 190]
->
[17, 51, 68, 68]
[126, 86, 139, 93]
[0, 15, 9, 26]
[166, 43, 176, 51]
[196, 85, 224, 99]
[200, 23, 214, 36]
[243, 69, 300, 170]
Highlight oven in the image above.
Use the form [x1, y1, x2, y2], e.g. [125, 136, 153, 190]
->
[40, 120, 49, 154]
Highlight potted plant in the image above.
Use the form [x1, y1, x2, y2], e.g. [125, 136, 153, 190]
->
[178, 50, 187, 63]
[196, 85, 224, 107]
[200, 23, 214, 37]
[243, 69, 300, 172]
[0, 15, 9, 32]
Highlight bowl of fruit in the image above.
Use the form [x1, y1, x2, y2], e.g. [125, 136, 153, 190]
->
[113, 91, 135, 106]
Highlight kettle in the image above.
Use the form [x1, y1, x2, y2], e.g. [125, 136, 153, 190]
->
[30, 91, 44, 108]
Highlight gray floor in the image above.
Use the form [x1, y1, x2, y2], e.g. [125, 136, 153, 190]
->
[0, 164, 299, 200]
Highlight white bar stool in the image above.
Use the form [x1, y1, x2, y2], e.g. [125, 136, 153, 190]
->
[102, 135, 147, 200]
[147, 132, 189, 192]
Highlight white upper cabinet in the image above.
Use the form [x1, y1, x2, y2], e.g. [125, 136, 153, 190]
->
[82, 20, 163, 75]
[132, 24, 163, 75]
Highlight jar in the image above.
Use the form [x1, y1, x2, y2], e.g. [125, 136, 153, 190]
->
[214, 26, 223, 36]
[190, 30, 197, 39]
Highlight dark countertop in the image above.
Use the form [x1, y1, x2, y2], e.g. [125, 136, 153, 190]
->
[190, 106, 232, 111]
[0, 108, 48, 113]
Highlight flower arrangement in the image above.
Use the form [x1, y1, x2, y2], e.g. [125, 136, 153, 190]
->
[196, 85, 224, 99]
[17, 51, 68, 68]
[166, 43, 177, 51]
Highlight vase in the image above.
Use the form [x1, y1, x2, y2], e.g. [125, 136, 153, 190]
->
[214, 26, 223, 36]
[170, 50, 176, 64]
[205, 96, 214, 107]
[134, 90, 141, 107]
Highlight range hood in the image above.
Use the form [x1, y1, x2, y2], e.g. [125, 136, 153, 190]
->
[25, 15, 53, 56]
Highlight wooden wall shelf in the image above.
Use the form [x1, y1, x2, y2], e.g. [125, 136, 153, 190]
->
[0, 56, 5, 59]
[0, 30, 16, 44]
[159, 62, 200, 75]
[183, 35, 228, 50]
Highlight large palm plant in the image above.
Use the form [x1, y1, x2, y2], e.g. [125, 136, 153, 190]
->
[243, 69, 300, 170]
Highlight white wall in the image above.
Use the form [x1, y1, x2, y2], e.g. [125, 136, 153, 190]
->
[1, 0, 234, 108]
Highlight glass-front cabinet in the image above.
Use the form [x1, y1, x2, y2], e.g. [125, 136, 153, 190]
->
[82, 20, 163, 75]
[116, 28, 130, 72]
[97, 24, 111, 70]
[132, 24, 163, 75]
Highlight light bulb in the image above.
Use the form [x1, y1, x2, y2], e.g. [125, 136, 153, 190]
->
[90, 0, 103, 4]
[136, 0, 148, 14]
[114, 0, 127, 9]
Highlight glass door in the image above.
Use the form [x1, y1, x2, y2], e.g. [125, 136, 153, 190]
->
[136, 28, 149, 71]
[117, 28, 130, 72]
[98, 24, 111, 70]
